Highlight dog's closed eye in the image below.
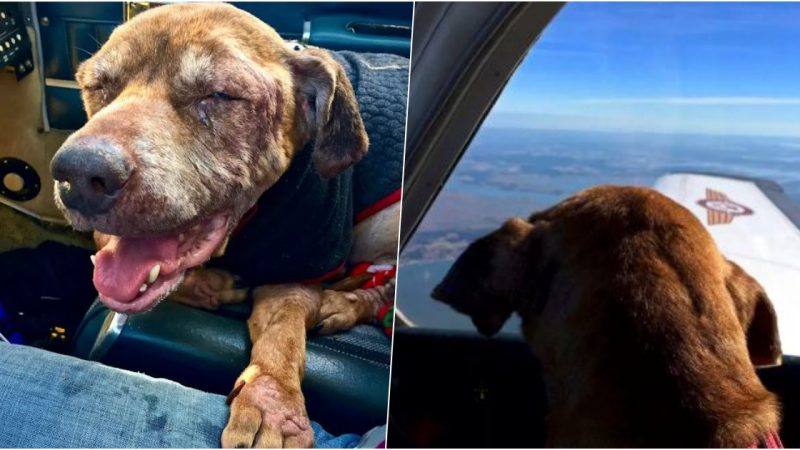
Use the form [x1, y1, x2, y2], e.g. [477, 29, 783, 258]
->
[208, 91, 243, 101]
[197, 92, 245, 126]
[88, 86, 109, 103]
[81, 79, 116, 111]
[84, 83, 104, 92]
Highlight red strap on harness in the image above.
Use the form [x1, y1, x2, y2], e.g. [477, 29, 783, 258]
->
[350, 262, 397, 289]
[355, 189, 401, 223]
[231, 202, 259, 238]
[299, 262, 346, 285]
[238, 187, 402, 237]
[749, 431, 783, 448]
[348, 262, 396, 335]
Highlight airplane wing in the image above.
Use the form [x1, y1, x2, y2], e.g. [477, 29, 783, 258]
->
[654, 172, 800, 357]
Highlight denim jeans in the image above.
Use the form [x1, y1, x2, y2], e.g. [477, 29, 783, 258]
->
[0, 343, 361, 448]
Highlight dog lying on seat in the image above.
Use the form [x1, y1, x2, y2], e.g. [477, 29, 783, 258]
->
[434, 185, 782, 447]
[49, 3, 400, 448]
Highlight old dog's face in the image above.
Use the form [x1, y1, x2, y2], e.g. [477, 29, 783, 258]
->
[50, 3, 367, 313]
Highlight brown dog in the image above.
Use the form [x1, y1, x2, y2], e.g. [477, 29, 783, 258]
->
[49, 3, 398, 448]
[433, 185, 782, 447]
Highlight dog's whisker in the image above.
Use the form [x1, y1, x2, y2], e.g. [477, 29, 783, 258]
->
[87, 33, 103, 48]
[72, 46, 95, 58]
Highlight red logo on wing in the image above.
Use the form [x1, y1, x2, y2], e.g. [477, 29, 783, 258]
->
[697, 188, 753, 225]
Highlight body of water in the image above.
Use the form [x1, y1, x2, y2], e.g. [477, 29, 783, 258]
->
[398, 127, 800, 331]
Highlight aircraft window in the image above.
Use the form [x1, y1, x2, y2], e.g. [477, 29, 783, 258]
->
[398, 2, 800, 332]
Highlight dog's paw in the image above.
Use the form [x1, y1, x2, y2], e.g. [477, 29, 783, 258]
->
[169, 268, 248, 310]
[317, 283, 394, 334]
[222, 367, 313, 448]
[318, 290, 364, 334]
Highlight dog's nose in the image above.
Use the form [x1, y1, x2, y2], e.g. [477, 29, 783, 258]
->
[50, 140, 132, 217]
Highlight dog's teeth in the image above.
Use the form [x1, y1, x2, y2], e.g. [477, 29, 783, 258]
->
[148, 264, 160, 284]
[90, 255, 96, 265]
[139, 283, 147, 293]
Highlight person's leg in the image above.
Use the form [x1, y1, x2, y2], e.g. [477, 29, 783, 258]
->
[0, 343, 360, 448]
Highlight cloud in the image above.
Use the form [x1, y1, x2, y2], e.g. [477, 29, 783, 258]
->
[484, 111, 800, 138]
[573, 97, 800, 106]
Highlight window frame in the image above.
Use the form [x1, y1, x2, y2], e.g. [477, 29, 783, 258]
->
[401, 2, 563, 249]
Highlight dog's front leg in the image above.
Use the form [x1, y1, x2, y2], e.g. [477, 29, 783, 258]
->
[222, 284, 321, 449]
[169, 268, 248, 310]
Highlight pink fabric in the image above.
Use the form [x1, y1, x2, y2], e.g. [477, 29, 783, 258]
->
[749, 431, 783, 448]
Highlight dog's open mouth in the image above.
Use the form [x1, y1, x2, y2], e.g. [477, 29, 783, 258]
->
[91, 213, 230, 314]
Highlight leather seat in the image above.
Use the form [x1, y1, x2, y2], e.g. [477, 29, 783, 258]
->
[73, 299, 390, 436]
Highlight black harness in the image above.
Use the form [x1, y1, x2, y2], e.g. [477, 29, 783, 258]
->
[209, 50, 408, 286]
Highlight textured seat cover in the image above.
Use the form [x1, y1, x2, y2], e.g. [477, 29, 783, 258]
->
[73, 299, 390, 436]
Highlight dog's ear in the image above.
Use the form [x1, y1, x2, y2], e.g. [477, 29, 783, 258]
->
[289, 48, 368, 178]
[432, 235, 512, 337]
[432, 217, 533, 337]
[431, 234, 494, 308]
[726, 260, 782, 368]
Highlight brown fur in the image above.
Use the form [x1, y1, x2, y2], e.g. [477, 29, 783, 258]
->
[57, 3, 368, 235]
[434, 185, 782, 447]
[318, 280, 395, 335]
[223, 283, 394, 447]
[51, 3, 395, 448]
[170, 268, 248, 310]
[224, 285, 321, 448]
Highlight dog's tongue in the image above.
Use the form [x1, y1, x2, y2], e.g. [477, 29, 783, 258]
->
[93, 235, 179, 302]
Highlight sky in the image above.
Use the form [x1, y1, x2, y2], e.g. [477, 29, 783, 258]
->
[486, 2, 800, 138]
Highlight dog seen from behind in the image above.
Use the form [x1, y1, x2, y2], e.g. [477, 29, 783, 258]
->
[433, 185, 782, 447]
